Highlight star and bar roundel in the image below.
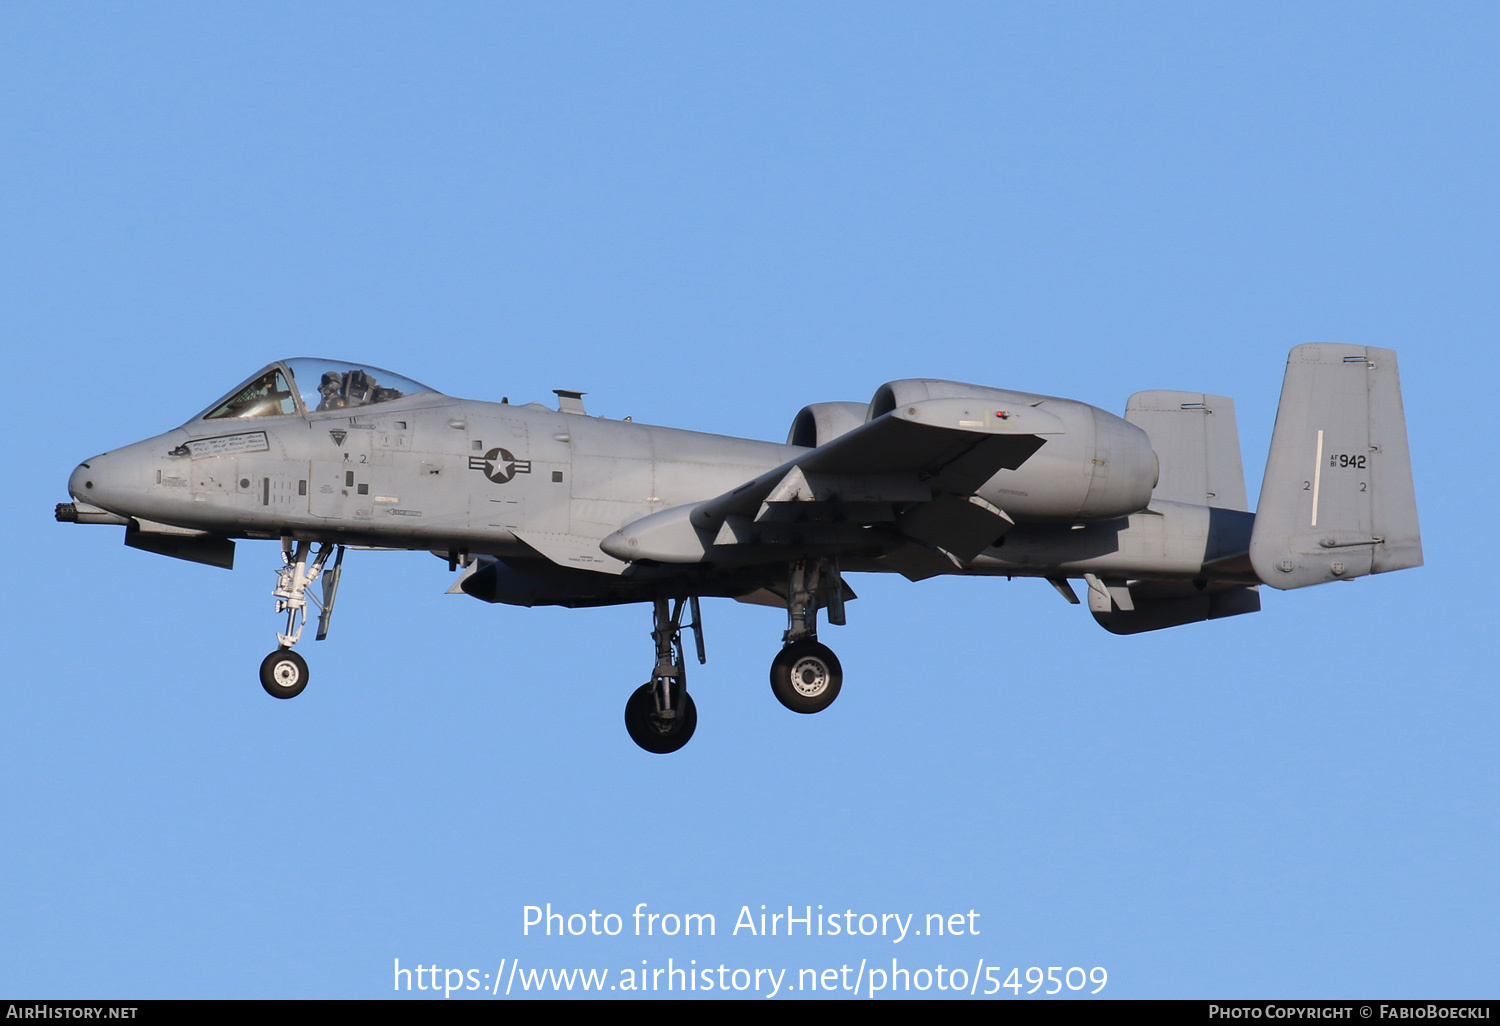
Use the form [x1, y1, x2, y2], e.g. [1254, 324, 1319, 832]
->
[468, 447, 532, 484]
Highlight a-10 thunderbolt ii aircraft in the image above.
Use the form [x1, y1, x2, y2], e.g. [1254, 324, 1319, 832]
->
[58, 345, 1421, 753]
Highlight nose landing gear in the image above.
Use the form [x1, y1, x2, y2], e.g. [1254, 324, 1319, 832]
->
[259, 540, 344, 699]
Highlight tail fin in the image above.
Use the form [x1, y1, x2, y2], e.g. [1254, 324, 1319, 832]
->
[1125, 390, 1249, 510]
[1249, 343, 1422, 590]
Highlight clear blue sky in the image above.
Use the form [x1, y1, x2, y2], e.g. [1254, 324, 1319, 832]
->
[2, 2, 1494, 999]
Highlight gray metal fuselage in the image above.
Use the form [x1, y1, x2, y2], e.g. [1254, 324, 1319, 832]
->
[68, 386, 1245, 596]
[73, 395, 791, 555]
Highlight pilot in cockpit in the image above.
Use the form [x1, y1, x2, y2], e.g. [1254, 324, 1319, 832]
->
[316, 368, 403, 410]
[316, 371, 346, 411]
[202, 360, 432, 420]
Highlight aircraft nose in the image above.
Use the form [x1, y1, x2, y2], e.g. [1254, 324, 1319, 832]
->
[69, 445, 150, 514]
[68, 459, 102, 503]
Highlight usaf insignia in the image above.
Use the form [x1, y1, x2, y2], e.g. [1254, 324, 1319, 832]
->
[468, 447, 532, 484]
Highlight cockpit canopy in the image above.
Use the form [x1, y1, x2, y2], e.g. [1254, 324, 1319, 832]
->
[201, 359, 440, 421]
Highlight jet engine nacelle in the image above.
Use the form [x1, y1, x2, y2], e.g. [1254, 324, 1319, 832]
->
[869, 378, 1158, 522]
[786, 401, 869, 448]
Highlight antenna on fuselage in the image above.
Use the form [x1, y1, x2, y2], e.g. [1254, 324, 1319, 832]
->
[553, 389, 587, 415]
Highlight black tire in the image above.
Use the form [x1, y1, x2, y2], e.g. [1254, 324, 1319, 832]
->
[623, 682, 697, 754]
[260, 648, 309, 699]
[770, 640, 842, 714]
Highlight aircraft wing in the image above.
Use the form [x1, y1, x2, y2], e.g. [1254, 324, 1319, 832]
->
[602, 397, 1062, 577]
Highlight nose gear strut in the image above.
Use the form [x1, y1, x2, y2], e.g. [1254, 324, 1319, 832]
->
[259, 539, 345, 699]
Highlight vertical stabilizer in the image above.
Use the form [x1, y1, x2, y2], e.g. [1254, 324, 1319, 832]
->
[1126, 391, 1248, 510]
[1249, 344, 1422, 590]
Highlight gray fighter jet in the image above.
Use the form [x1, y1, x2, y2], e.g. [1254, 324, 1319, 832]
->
[58, 345, 1421, 752]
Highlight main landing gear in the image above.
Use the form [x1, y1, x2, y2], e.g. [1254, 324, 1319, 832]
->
[624, 597, 705, 754]
[769, 558, 844, 715]
[259, 539, 344, 699]
[622, 560, 849, 753]
[770, 640, 842, 714]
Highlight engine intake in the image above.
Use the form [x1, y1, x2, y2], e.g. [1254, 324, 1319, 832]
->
[786, 401, 868, 448]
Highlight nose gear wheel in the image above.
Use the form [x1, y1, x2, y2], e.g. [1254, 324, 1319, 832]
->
[260, 648, 309, 699]
[256, 540, 344, 700]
